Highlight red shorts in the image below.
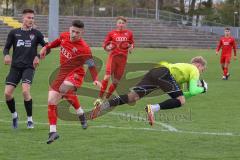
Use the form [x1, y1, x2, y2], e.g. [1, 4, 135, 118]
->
[220, 55, 231, 64]
[64, 71, 84, 88]
[105, 54, 127, 80]
[50, 67, 85, 92]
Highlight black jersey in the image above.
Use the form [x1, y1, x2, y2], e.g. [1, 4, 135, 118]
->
[3, 28, 46, 68]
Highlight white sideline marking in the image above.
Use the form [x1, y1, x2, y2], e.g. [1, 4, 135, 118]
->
[0, 101, 238, 137]
[109, 112, 178, 132]
[0, 101, 178, 132]
[0, 118, 239, 137]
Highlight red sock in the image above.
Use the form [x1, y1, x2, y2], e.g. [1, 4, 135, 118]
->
[106, 83, 118, 99]
[63, 91, 80, 110]
[99, 79, 109, 98]
[48, 104, 57, 125]
[223, 67, 228, 76]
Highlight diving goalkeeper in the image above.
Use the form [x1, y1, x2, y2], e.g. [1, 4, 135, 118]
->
[90, 56, 208, 126]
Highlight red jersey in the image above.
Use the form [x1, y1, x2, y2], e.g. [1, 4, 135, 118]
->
[46, 32, 98, 91]
[216, 36, 237, 56]
[46, 32, 92, 75]
[103, 29, 134, 56]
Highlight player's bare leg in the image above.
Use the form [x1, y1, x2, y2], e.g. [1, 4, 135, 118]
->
[4, 85, 18, 129]
[22, 83, 34, 128]
[4, 85, 15, 101]
[60, 81, 87, 129]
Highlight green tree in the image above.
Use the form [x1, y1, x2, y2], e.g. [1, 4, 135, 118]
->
[189, 0, 196, 17]
[179, 0, 185, 14]
[214, 0, 239, 26]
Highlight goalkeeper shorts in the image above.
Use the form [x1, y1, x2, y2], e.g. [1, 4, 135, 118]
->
[132, 67, 183, 98]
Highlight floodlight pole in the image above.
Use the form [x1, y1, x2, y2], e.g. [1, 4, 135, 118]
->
[234, 13, 235, 27]
[48, 0, 59, 42]
[234, 11, 238, 27]
[155, 0, 159, 20]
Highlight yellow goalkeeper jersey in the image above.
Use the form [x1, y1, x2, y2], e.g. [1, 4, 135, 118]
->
[158, 62, 204, 98]
[159, 62, 200, 84]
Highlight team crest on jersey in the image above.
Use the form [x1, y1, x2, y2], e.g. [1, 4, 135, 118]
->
[116, 37, 128, 41]
[223, 41, 230, 45]
[72, 47, 78, 53]
[30, 34, 35, 40]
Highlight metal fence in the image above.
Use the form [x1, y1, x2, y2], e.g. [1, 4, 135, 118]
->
[192, 26, 240, 39]
[0, 5, 224, 22]
[155, 10, 240, 39]
[1, 5, 240, 38]
[7, 6, 228, 26]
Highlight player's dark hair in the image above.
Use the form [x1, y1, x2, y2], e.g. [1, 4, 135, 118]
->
[225, 27, 230, 31]
[72, 20, 84, 28]
[22, 9, 35, 14]
[116, 16, 127, 23]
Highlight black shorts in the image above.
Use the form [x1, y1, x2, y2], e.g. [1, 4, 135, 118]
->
[132, 67, 183, 99]
[5, 66, 35, 87]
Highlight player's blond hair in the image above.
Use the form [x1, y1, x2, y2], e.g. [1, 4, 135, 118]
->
[191, 56, 207, 68]
[116, 16, 127, 23]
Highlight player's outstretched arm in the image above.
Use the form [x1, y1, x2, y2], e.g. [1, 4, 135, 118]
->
[183, 79, 207, 98]
[40, 38, 61, 59]
[85, 58, 102, 88]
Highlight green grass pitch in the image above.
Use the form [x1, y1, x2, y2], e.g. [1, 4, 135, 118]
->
[0, 48, 239, 160]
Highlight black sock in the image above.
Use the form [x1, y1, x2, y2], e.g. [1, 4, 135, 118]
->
[6, 98, 16, 113]
[159, 99, 182, 110]
[24, 99, 32, 117]
[108, 95, 129, 107]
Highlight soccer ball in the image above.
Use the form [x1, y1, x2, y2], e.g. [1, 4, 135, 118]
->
[197, 79, 208, 92]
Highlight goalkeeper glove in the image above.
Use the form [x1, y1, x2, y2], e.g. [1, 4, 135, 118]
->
[200, 80, 208, 93]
